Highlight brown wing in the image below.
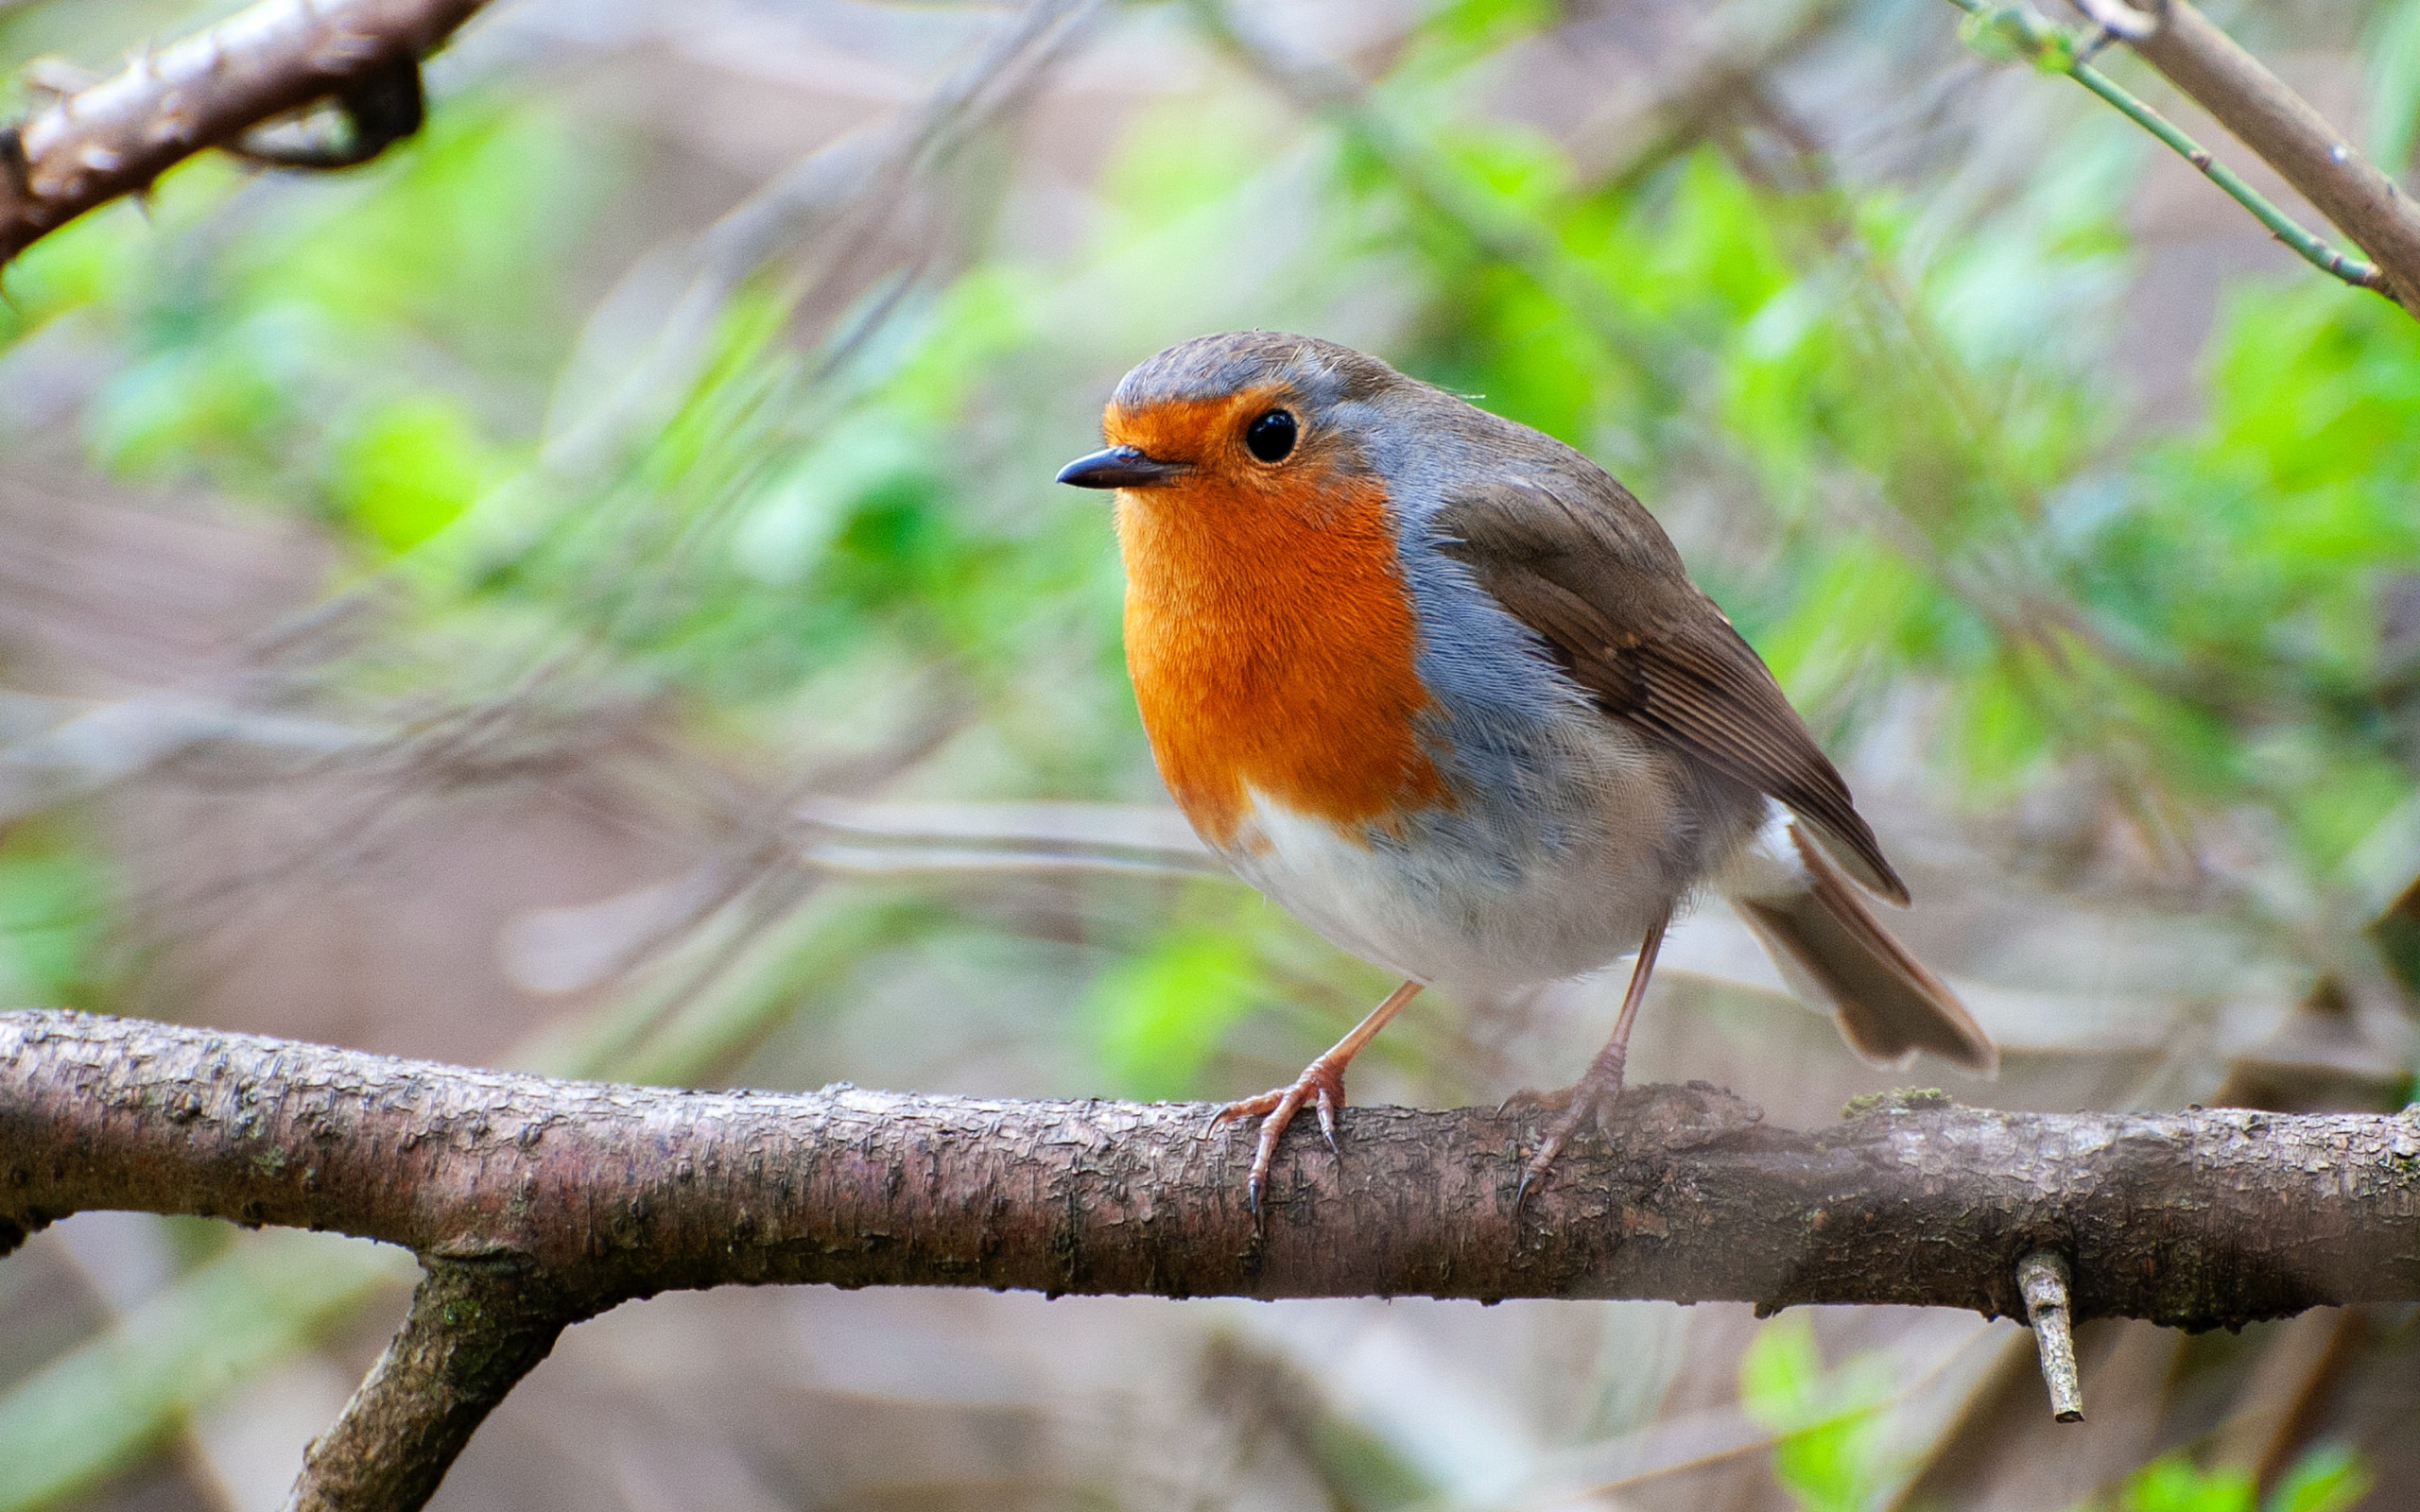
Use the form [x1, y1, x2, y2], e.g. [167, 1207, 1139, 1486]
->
[1432, 473, 1910, 904]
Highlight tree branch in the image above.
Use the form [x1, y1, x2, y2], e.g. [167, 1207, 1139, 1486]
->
[2128, 0, 2420, 312]
[284, 1260, 573, 1512]
[0, 0, 493, 264]
[10, 1010, 2420, 1507]
[1947, 0, 2420, 313]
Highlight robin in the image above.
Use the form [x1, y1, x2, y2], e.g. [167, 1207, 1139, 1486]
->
[1058, 331, 1994, 1208]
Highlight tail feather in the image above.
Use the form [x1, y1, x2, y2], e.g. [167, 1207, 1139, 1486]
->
[1734, 821, 1997, 1074]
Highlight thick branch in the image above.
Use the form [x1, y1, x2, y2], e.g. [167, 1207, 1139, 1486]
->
[9, 1010, 2420, 1323]
[2128, 0, 2420, 311]
[0, 0, 491, 263]
[15, 1011, 2420, 1512]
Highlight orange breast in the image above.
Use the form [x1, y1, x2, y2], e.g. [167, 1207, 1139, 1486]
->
[1115, 462, 1449, 850]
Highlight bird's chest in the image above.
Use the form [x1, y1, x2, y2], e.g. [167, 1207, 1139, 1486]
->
[1115, 483, 1448, 854]
[1216, 709, 1715, 991]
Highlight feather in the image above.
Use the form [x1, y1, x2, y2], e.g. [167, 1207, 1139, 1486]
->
[1735, 822, 1997, 1073]
[1431, 473, 1910, 904]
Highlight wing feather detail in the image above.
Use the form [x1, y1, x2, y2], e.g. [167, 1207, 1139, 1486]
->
[1432, 473, 1909, 904]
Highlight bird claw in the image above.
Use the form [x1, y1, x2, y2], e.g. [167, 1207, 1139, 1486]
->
[1216, 1059, 1350, 1210]
[1211, 1088, 1285, 1126]
[1512, 1056, 1629, 1211]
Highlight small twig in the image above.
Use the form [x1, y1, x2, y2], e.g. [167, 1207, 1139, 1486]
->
[2018, 1249, 2085, 1422]
[0, 691, 371, 823]
[2064, 55, 2391, 298]
[283, 1259, 578, 1512]
[795, 796, 1224, 878]
[1943, 0, 2398, 304]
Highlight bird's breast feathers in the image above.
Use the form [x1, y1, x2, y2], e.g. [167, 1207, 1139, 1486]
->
[1116, 470, 1451, 852]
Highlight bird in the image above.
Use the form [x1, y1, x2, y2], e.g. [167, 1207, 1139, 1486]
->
[1057, 331, 1995, 1210]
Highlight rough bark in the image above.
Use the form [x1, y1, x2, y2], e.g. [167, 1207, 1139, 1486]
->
[9, 1009, 2420, 1324]
[16, 1008, 2420, 1509]
[0, 0, 491, 263]
[284, 1260, 572, 1512]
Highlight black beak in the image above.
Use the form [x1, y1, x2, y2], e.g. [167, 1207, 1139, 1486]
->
[1056, 445, 1185, 490]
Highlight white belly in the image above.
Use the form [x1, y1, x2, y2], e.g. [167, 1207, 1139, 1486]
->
[1213, 716, 1751, 992]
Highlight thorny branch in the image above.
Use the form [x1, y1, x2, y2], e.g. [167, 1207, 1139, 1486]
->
[10, 1012, 2420, 1509]
[0, 0, 491, 264]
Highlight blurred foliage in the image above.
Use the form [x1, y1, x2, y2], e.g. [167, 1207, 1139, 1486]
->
[0, 825, 110, 1011]
[1739, 1314, 1904, 1512]
[2082, 1443, 2372, 1512]
[2368, 0, 2420, 177]
[15, 0, 2415, 914]
[0, 1233, 410, 1512]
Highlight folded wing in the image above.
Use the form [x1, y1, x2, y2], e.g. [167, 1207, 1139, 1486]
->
[1431, 472, 1909, 904]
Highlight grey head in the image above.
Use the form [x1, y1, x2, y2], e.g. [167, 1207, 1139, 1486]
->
[1057, 331, 1434, 488]
[1109, 330, 1401, 415]
[1057, 330, 1625, 541]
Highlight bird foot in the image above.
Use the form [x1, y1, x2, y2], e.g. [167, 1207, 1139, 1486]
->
[1514, 1054, 1629, 1210]
[1213, 1058, 1347, 1212]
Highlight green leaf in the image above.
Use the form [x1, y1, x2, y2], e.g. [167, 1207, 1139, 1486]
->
[1739, 1314, 1893, 1512]
[2080, 1443, 2373, 1512]
[1408, 0, 1555, 73]
[2110, 1455, 2255, 1512]
[1947, 655, 2053, 792]
[1757, 546, 1931, 720]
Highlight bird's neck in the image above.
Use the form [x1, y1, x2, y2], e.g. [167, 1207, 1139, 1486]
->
[1115, 476, 1449, 850]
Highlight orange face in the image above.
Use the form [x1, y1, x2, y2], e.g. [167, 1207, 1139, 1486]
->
[1099, 386, 1448, 850]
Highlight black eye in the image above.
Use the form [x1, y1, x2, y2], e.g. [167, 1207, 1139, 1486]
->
[1244, 409, 1297, 463]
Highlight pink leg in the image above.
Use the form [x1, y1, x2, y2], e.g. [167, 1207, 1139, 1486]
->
[1214, 979, 1424, 1211]
[1518, 910, 1669, 1206]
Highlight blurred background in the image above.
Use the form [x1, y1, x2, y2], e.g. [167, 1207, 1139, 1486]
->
[0, 0, 2416, 1506]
